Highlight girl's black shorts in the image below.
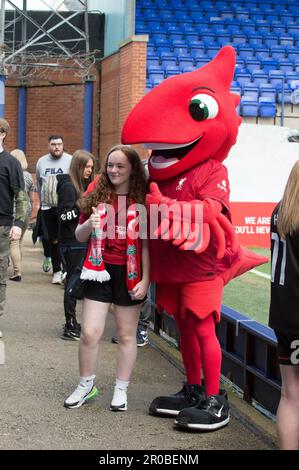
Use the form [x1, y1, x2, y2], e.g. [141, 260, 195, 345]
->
[84, 263, 146, 307]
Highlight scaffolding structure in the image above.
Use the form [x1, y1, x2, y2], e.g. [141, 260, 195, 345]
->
[0, 0, 100, 83]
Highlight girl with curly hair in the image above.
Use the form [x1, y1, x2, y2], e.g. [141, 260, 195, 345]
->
[64, 145, 150, 412]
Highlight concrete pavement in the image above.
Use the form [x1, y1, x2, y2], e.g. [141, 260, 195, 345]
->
[0, 232, 276, 450]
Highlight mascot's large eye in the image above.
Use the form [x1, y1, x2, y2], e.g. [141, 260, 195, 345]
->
[189, 94, 219, 121]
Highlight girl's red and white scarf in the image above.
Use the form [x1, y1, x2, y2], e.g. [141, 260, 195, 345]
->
[80, 202, 141, 291]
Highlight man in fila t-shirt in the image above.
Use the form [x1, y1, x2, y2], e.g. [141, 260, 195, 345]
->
[36, 135, 72, 284]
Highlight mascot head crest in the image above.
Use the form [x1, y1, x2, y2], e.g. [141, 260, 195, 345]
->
[122, 46, 241, 181]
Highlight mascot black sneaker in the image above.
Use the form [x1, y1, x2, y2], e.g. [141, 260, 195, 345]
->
[149, 383, 206, 416]
[174, 390, 230, 431]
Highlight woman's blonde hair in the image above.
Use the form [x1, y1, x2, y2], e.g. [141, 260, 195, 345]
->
[11, 148, 28, 170]
[69, 149, 95, 199]
[79, 144, 147, 215]
[277, 159, 299, 238]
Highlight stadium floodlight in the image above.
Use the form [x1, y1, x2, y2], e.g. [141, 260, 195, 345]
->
[63, 0, 85, 10]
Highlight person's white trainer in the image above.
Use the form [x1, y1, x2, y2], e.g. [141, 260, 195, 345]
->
[110, 386, 127, 411]
[64, 383, 99, 409]
[52, 271, 63, 284]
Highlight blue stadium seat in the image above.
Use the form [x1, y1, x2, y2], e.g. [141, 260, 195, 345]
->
[159, 51, 177, 61]
[188, 39, 204, 48]
[234, 8, 250, 20]
[270, 46, 286, 61]
[289, 79, 299, 91]
[263, 9, 278, 22]
[201, 32, 217, 46]
[232, 34, 247, 45]
[159, 10, 175, 22]
[235, 72, 252, 86]
[286, 49, 299, 64]
[168, 33, 185, 42]
[216, 32, 231, 44]
[270, 20, 286, 35]
[231, 85, 242, 97]
[268, 70, 285, 89]
[185, 0, 201, 7]
[238, 46, 254, 60]
[242, 83, 259, 100]
[147, 44, 156, 55]
[255, 20, 271, 35]
[181, 64, 196, 73]
[279, 36, 294, 47]
[249, 9, 265, 21]
[240, 96, 259, 117]
[245, 58, 262, 73]
[151, 32, 168, 42]
[258, 97, 276, 118]
[280, 14, 294, 24]
[164, 65, 181, 77]
[278, 59, 294, 72]
[241, 24, 256, 35]
[161, 57, 177, 68]
[173, 46, 190, 58]
[179, 25, 196, 35]
[148, 64, 164, 75]
[263, 35, 279, 48]
[189, 45, 205, 59]
[146, 56, 160, 68]
[184, 32, 199, 42]
[136, 24, 150, 34]
[252, 70, 269, 86]
[254, 47, 271, 60]
[259, 83, 276, 100]
[285, 71, 299, 83]
[261, 58, 277, 73]
[287, 25, 299, 36]
[248, 34, 263, 47]
[178, 57, 194, 67]
[206, 46, 221, 59]
[149, 73, 165, 86]
[154, 38, 172, 48]
[146, 82, 153, 94]
[172, 39, 187, 48]
[195, 57, 210, 68]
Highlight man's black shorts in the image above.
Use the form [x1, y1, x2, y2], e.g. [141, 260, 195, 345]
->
[275, 330, 299, 366]
[84, 263, 146, 307]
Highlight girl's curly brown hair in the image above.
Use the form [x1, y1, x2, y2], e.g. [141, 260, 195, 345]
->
[79, 144, 148, 215]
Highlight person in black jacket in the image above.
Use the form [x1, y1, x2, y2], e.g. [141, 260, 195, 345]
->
[0, 119, 27, 337]
[57, 149, 95, 340]
[269, 159, 299, 450]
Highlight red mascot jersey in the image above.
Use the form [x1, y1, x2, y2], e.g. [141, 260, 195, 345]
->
[150, 159, 231, 283]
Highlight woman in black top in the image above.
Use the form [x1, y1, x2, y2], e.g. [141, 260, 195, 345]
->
[269, 159, 299, 450]
[57, 150, 95, 340]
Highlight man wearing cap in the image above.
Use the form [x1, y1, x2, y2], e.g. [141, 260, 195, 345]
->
[0, 118, 27, 337]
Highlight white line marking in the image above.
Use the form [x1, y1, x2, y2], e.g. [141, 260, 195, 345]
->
[250, 269, 270, 280]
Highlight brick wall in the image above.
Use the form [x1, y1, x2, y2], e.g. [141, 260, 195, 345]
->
[3, 35, 148, 174]
[4, 63, 101, 173]
[100, 35, 148, 163]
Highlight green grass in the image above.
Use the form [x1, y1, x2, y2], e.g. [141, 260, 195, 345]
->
[222, 247, 271, 326]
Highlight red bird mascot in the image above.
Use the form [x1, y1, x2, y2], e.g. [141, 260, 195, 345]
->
[122, 46, 267, 431]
